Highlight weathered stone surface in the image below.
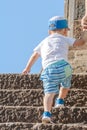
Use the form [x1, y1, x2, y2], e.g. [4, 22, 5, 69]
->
[0, 90, 43, 106]
[69, 50, 87, 66]
[0, 123, 33, 130]
[0, 89, 87, 107]
[65, 89, 87, 107]
[0, 123, 87, 130]
[70, 60, 87, 73]
[73, 20, 82, 39]
[0, 73, 87, 130]
[65, 0, 87, 73]
[0, 107, 39, 123]
[52, 107, 87, 124]
[71, 75, 87, 89]
[68, 49, 87, 73]
[0, 74, 42, 89]
[0, 107, 87, 124]
[0, 74, 87, 89]
[74, 0, 85, 19]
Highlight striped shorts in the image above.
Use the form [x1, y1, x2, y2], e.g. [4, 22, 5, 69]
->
[40, 60, 73, 94]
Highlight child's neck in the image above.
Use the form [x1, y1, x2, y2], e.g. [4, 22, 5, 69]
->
[51, 31, 62, 35]
[49, 30, 65, 36]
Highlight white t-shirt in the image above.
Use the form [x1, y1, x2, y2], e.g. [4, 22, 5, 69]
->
[34, 33, 76, 69]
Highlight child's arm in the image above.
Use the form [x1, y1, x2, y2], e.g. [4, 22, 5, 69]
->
[22, 51, 40, 74]
[73, 38, 85, 47]
[73, 31, 87, 47]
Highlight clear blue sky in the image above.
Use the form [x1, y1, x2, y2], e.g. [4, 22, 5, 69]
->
[0, 0, 64, 74]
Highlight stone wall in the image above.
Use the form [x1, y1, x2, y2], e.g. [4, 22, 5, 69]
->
[64, 0, 87, 74]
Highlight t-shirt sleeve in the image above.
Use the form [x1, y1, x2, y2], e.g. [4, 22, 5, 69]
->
[33, 42, 43, 55]
[66, 37, 76, 46]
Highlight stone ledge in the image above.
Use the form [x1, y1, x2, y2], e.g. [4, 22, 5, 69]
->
[0, 74, 42, 89]
[0, 107, 87, 124]
[0, 74, 87, 89]
[0, 123, 87, 130]
[0, 89, 87, 107]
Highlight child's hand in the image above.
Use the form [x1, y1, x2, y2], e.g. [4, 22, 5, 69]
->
[22, 68, 30, 75]
[81, 31, 87, 42]
[81, 15, 87, 31]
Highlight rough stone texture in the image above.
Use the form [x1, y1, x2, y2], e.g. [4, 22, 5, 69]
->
[0, 74, 87, 89]
[0, 123, 87, 130]
[70, 52, 87, 74]
[73, 20, 82, 38]
[0, 74, 42, 89]
[74, 0, 85, 19]
[0, 106, 87, 123]
[65, 0, 87, 73]
[0, 90, 43, 106]
[0, 74, 87, 129]
[68, 49, 87, 73]
[0, 89, 87, 107]
[0, 74, 87, 108]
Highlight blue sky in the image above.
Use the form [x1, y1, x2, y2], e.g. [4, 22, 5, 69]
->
[0, 0, 64, 74]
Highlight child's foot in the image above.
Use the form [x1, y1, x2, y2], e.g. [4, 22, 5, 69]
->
[55, 98, 64, 108]
[42, 111, 52, 123]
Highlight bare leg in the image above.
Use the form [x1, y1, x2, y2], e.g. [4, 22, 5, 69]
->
[43, 93, 55, 112]
[58, 87, 69, 99]
[54, 87, 70, 108]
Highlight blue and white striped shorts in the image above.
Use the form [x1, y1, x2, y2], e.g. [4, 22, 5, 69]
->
[40, 60, 73, 94]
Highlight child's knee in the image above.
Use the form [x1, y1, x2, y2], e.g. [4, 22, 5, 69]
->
[45, 93, 55, 99]
[61, 87, 70, 90]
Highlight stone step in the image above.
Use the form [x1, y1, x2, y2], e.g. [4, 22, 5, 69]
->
[0, 106, 87, 124]
[0, 74, 87, 130]
[0, 123, 87, 130]
[0, 74, 87, 89]
[0, 89, 87, 107]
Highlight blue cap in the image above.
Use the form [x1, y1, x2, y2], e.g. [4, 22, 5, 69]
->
[48, 16, 69, 30]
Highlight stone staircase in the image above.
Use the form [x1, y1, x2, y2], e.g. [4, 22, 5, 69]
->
[0, 74, 87, 130]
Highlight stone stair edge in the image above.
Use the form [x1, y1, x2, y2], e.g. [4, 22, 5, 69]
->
[0, 73, 87, 90]
[0, 73, 86, 78]
[0, 123, 87, 130]
[0, 73, 87, 75]
[0, 122, 87, 127]
[0, 106, 87, 122]
[0, 106, 87, 108]
[0, 89, 87, 107]
[0, 105, 87, 126]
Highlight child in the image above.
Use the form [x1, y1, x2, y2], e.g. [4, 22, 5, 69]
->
[22, 16, 86, 123]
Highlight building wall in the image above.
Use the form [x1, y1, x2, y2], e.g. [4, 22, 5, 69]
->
[64, 0, 87, 74]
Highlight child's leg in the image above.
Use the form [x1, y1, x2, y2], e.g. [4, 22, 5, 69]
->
[43, 93, 55, 112]
[54, 64, 72, 108]
[55, 87, 69, 108]
[55, 76, 71, 107]
[58, 87, 69, 99]
[42, 93, 55, 123]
